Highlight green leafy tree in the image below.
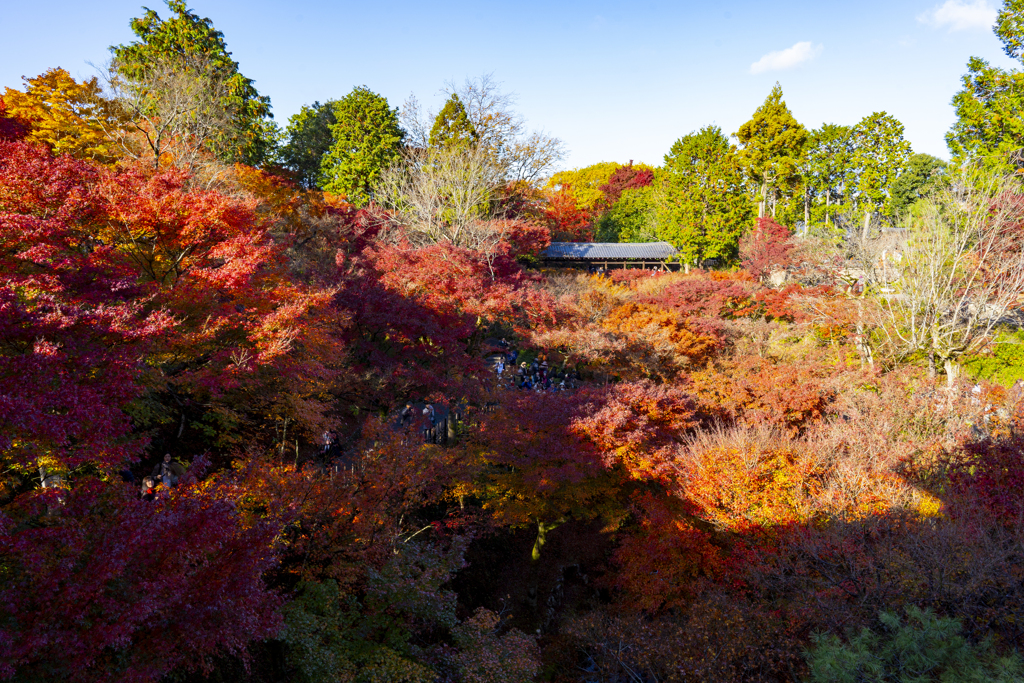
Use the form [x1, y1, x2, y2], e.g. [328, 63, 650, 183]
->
[110, 0, 275, 166]
[997, 0, 1024, 59]
[659, 126, 753, 266]
[890, 153, 946, 218]
[281, 101, 338, 189]
[320, 86, 404, 205]
[851, 112, 911, 239]
[428, 94, 477, 151]
[802, 124, 854, 233]
[595, 184, 657, 243]
[281, 539, 462, 682]
[947, 0, 1024, 171]
[735, 82, 807, 219]
[805, 606, 1024, 683]
[947, 59, 1024, 172]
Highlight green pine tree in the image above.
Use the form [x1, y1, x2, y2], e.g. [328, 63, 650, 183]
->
[320, 86, 404, 206]
[948, 0, 1024, 172]
[802, 124, 854, 234]
[428, 94, 477, 151]
[659, 126, 753, 266]
[735, 83, 808, 219]
[851, 112, 911, 238]
[110, 0, 275, 166]
[281, 101, 338, 189]
[805, 606, 1024, 683]
[890, 153, 946, 218]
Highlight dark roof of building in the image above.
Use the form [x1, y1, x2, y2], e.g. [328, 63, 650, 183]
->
[541, 242, 678, 260]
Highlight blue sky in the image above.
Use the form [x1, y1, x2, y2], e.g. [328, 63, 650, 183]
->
[2, 0, 1019, 171]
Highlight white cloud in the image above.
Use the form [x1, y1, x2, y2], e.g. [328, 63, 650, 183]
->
[749, 41, 823, 74]
[917, 0, 996, 32]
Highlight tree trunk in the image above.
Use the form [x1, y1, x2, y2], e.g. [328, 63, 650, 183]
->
[855, 300, 874, 369]
[944, 358, 961, 387]
[927, 351, 937, 379]
[804, 188, 810, 234]
[862, 210, 871, 243]
[825, 189, 831, 229]
[531, 519, 565, 561]
[758, 181, 767, 219]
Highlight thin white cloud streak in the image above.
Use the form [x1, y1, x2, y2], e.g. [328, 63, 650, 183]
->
[917, 0, 996, 32]
[749, 41, 823, 74]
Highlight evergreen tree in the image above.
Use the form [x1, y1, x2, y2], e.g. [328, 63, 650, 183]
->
[947, 57, 1024, 172]
[320, 86, 404, 206]
[281, 101, 337, 189]
[735, 83, 807, 219]
[595, 184, 657, 243]
[111, 0, 275, 166]
[890, 153, 946, 218]
[802, 124, 854, 232]
[429, 94, 477, 151]
[851, 112, 911, 238]
[659, 126, 753, 266]
[806, 607, 1024, 683]
[947, 1, 1024, 172]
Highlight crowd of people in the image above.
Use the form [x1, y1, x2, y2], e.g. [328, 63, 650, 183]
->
[125, 342, 585, 487]
[493, 341, 580, 393]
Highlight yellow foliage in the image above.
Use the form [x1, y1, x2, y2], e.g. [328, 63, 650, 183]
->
[545, 161, 620, 211]
[3, 68, 126, 164]
[915, 490, 944, 519]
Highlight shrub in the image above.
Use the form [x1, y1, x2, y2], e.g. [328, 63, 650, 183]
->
[804, 606, 1024, 683]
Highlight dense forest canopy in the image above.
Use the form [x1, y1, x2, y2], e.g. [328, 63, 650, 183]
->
[7, 2, 1024, 682]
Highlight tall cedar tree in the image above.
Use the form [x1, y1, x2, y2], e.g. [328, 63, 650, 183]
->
[851, 111, 911, 237]
[948, 0, 1024, 171]
[660, 126, 753, 265]
[735, 83, 807, 219]
[111, 0, 275, 166]
[320, 86, 404, 206]
[429, 93, 478, 150]
[802, 123, 854, 230]
[281, 100, 337, 189]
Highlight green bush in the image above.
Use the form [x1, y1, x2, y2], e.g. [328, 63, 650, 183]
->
[962, 329, 1024, 387]
[804, 606, 1023, 682]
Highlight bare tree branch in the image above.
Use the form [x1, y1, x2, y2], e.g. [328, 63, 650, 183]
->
[873, 169, 1024, 382]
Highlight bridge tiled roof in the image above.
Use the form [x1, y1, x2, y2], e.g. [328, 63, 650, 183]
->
[541, 242, 678, 260]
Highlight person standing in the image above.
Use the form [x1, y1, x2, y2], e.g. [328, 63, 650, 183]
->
[152, 454, 185, 488]
[422, 403, 436, 442]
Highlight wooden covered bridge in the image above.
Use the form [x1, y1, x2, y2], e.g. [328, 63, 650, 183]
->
[539, 242, 679, 271]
